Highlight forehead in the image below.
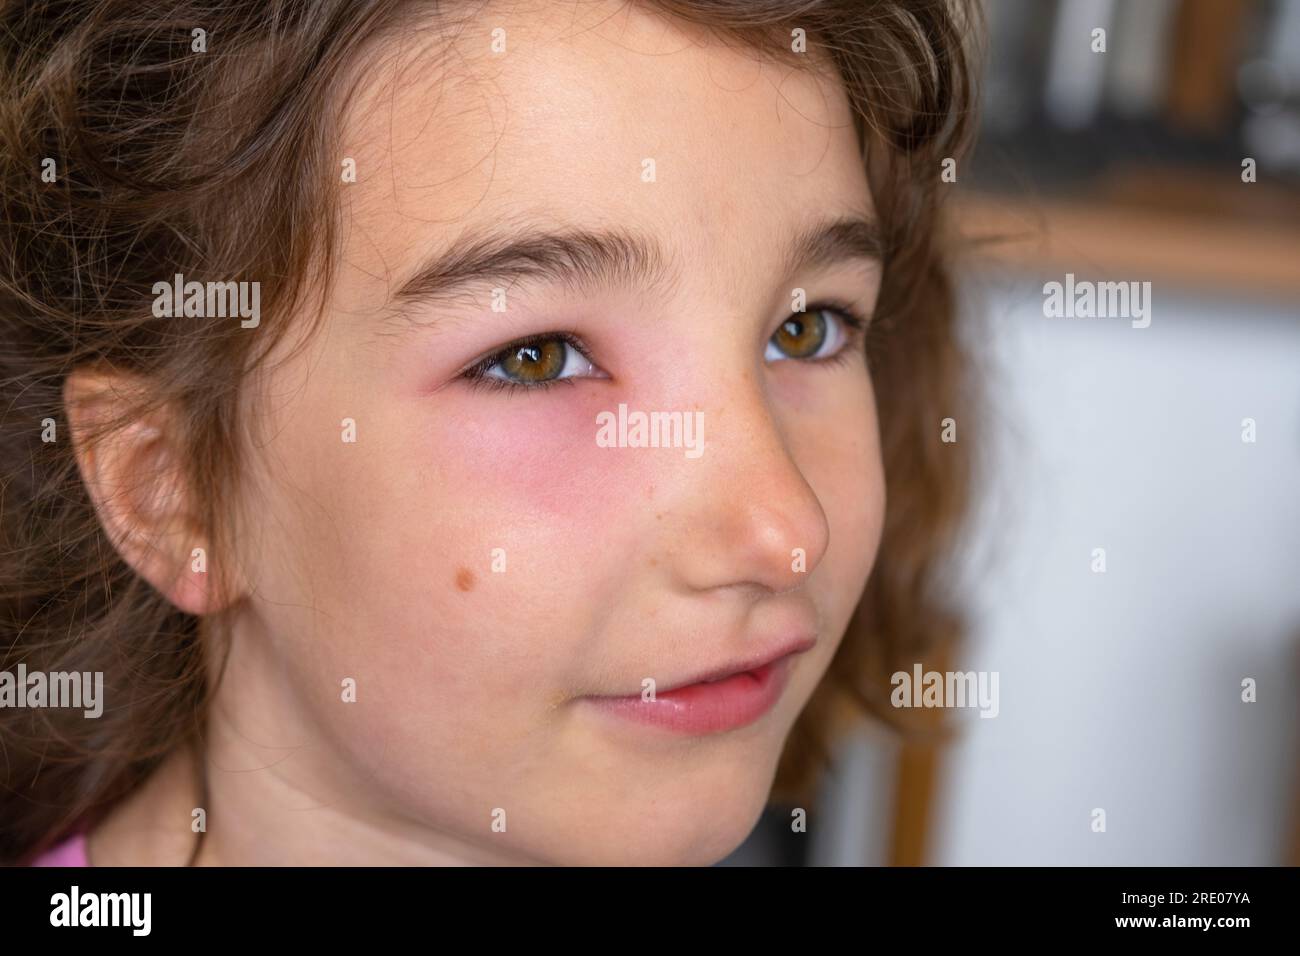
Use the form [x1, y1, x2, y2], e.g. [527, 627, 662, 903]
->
[337, 1, 872, 286]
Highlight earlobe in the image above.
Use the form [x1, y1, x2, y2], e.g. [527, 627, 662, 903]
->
[63, 368, 224, 616]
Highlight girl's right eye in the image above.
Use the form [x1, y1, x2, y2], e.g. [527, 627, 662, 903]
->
[462, 333, 603, 391]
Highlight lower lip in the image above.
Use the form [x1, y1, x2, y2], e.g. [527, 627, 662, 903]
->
[584, 655, 795, 735]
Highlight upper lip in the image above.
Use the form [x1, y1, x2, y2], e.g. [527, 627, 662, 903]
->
[603, 636, 817, 697]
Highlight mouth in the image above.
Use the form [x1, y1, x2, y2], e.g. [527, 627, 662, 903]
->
[651, 636, 818, 695]
[582, 638, 815, 736]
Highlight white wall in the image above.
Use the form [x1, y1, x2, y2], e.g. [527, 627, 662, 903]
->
[930, 269, 1300, 864]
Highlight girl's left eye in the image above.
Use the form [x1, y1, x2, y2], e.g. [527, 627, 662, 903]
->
[765, 306, 862, 362]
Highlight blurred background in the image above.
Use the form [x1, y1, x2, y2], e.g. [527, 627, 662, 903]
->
[724, 0, 1300, 866]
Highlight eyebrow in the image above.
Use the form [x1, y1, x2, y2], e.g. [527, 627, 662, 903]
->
[390, 213, 884, 310]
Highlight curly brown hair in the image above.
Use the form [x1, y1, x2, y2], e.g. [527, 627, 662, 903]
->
[0, 0, 980, 864]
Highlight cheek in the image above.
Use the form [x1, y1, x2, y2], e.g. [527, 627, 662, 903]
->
[427, 384, 634, 516]
[261, 384, 660, 697]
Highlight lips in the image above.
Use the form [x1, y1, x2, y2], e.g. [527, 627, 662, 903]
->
[647, 636, 816, 695]
[582, 638, 814, 735]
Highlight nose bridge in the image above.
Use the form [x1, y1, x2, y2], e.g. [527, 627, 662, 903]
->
[668, 368, 831, 595]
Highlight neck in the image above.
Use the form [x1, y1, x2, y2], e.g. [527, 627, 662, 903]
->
[88, 639, 542, 866]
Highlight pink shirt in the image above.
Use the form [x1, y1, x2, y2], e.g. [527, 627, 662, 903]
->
[29, 832, 89, 866]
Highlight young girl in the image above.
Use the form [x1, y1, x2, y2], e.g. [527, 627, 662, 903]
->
[2, 0, 977, 866]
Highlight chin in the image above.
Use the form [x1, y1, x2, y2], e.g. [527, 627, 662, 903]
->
[552, 771, 775, 867]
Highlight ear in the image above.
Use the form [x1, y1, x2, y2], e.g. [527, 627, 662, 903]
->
[63, 367, 226, 616]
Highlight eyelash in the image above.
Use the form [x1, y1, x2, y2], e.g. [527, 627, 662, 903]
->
[459, 302, 870, 394]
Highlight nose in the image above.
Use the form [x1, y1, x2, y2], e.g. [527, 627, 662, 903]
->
[668, 376, 831, 597]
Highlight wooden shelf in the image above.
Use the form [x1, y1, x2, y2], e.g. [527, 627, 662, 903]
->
[951, 187, 1300, 299]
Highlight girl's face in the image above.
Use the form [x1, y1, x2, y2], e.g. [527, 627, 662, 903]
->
[223, 2, 884, 865]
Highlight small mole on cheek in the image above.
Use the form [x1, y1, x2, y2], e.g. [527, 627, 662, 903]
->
[455, 567, 475, 592]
